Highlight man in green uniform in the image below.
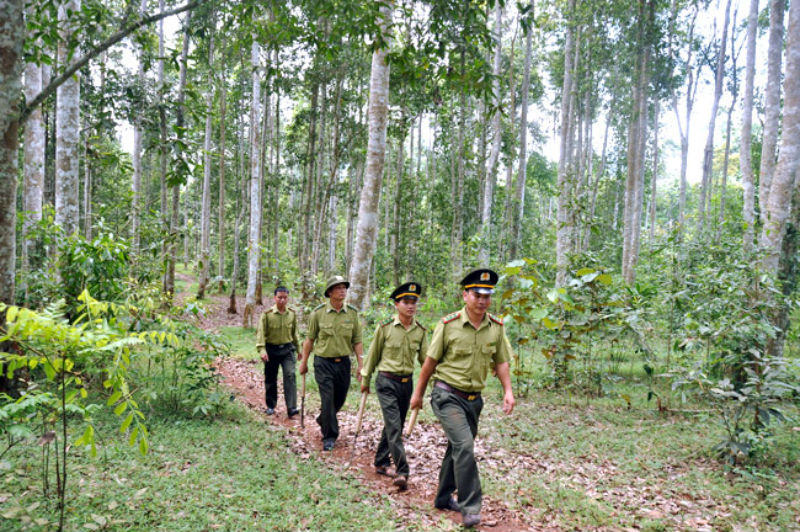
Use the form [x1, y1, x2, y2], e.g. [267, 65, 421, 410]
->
[299, 275, 364, 451]
[361, 282, 428, 490]
[256, 286, 300, 417]
[410, 268, 515, 528]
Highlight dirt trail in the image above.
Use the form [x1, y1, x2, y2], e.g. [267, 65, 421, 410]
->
[182, 282, 541, 531]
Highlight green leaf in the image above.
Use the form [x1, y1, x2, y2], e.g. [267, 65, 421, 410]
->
[542, 317, 560, 330]
[107, 390, 122, 406]
[575, 268, 595, 277]
[114, 402, 128, 416]
[597, 273, 612, 285]
[139, 435, 148, 455]
[120, 412, 134, 433]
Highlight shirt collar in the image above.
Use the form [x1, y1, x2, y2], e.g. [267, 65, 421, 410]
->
[459, 306, 489, 330]
[271, 304, 288, 314]
[326, 301, 346, 313]
[393, 315, 416, 329]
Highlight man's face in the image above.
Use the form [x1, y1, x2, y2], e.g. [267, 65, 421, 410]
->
[395, 297, 418, 320]
[329, 284, 348, 301]
[275, 291, 288, 309]
[462, 289, 491, 315]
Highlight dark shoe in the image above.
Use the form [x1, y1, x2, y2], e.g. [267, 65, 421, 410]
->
[265, 407, 275, 415]
[287, 408, 300, 418]
[375, 465, 393, 477]
[462, 513, 481, 528]
[322, 439, 335, 451]
[435, 497, 460, 512]
[393, 475, 408, 491]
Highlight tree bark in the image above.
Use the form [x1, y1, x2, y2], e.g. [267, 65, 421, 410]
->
[758, 0, 785, 228]
[218, 79, 226, 292]
[55, 0, 82, 238]
[556, 0, 575, 286]
[198, 30, 215, 299]
[348, 1, 392, 310]
[244, 40, 262, 327]
[131, 0, 147, 260]
[761, 0, 800, 275]
[741, 0, 758, 252]
[649, 101, 659, 243]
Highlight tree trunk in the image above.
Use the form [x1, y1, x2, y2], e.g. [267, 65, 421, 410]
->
[392, 134, 404, 287]
[131, 0, 147, 260]
[197, 31, 215, 300]
[649, 101, 659, 243]
[761, 0, 800, 275]
[83, 117, 91, 240]
[348, 1, 392, 310]
[511, 0, 534, 262]
[22, 15, 44, 301]
[741, 0, 758, 252]
[218, 79, 226, 292]
[698, 0, 731, 235]
[55, 0, 82, 238]
[480, 6, 502, 267]
[158, 0, 168, 280]
[244, 40, 262, 327]
[0, 0, 23, 306]
[718, 19, 741, 243]
[556, 0, 575, 286]
[758, 0, 785, 228]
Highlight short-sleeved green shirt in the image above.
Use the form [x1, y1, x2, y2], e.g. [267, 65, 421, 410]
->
[361, 316, 428, 381]
[256, 305, 300, 353]
[306, 301, 363, 358]
[428, 307, 513, 392]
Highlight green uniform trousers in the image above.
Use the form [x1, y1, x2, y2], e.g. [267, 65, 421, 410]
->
[374, 373, 413, 476]
[313, 356, 351, 442]
[431, 384, 484, 515]
[264, 343, 297, 411]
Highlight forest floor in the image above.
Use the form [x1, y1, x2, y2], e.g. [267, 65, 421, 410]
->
[182, 274, 800, 532]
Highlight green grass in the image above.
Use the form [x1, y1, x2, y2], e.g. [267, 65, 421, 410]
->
[1, 403, 400, 532]
[218, 326, 260, 360]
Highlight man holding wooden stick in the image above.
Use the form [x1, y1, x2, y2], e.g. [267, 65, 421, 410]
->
[361, 282, 428, 491]
[299, 275, 363, 451]
[410, 268, 515, 528]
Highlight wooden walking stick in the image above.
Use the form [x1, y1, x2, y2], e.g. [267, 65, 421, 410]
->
[300, 373, 306, 428]
[349, 391, 368, 462]
[405, 407, 420, 437]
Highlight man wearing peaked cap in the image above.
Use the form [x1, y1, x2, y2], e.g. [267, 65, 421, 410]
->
[256, 286, 300, 418]
[361, 282, 428, 490]
[299, 275, 363, 451]
[410, 268, 515, 528]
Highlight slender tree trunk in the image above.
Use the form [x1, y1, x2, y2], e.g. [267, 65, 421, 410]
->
[244, 40, 262, 327]
[649, 101, 659, 243]
[55, 0, 82, 238]
[23, 18, 44, 301]
[741, 0, 758, 252]
[197, 30, 215, 299]
[761, 0, 800, 275]
[480, 7, 502, 267]
[556, 0, 575, 286]
[348, 1, 392, 310]
[585, 111, 610, 250]
[759, 0, 785, 229]
[228, 118, 248, 314]
[218, 80, 226, 292]
[698, 0, 731, 235]
[82, 118, 91, 240]
[392, 134, 404, 286]
[158, 0, 168, 277]
[511, 0, 534, 262]
[131, 0, 147, 260]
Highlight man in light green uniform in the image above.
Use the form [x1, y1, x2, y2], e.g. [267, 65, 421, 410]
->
[256, 286, 300, 417]
[361, 282, 428, 490]
[299, 275, 363, 451]
[410, 268, 515, 528]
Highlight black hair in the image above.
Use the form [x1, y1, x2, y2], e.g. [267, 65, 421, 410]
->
[274, 286, 289, 295]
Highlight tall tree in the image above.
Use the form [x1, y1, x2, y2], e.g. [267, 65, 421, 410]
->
[131, 0, 148, 259]
[348, 1, 393, 310]
[758, 0, 785, 227]
[740, 0, 758, 252]
[556, 0, 576, 286]
[197, 26, 215, 300]
[243, 39, 262, 326]
[55, 0, 82, 238]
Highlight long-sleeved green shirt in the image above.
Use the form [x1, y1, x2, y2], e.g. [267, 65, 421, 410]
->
[306, 301, 362, 358]
[428, 307, 513, 392]
[361, 316, 427, 382]
[256, 305, 300, 353]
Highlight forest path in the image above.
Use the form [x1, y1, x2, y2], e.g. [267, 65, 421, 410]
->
[182, 279, 543, 531]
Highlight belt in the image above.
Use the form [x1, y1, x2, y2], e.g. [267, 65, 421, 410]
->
[319, 356, 347, 363]
[266, 342, 293, 350]
[434, 380, 480, 401]
[379, 371, 412, 383]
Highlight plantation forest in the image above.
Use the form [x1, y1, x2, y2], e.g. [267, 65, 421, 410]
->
[1, 0, 799, 531]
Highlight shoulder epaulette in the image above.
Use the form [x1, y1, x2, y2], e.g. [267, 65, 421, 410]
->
[415, 320, 427, 330]
[313, 303, 325, 312]
[380, 317, 394, 327]
[442, 312, 461, 324]
[287, 306, 296, 313]
[347, 304, 359, 313]
[264, 307, 275, 314]
[489, 313, 504, 326]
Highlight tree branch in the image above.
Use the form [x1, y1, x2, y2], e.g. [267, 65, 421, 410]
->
[19, 0, 203, 125]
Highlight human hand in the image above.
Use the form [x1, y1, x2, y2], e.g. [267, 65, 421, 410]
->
[502, 390, 515, 415]
[260, 353, 269, 363]
[298, 361, 308, 375]
[410, 393, 423, 411]
[360, 383, 370, 394]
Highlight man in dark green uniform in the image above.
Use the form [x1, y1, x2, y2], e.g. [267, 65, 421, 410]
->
[299, 275, 364, 451]
[410, 268, 515, 528]
[361, 282, 428, 490]
[256, 286, 300, 417]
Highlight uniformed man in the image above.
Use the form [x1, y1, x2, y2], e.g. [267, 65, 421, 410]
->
[256, 286, 301, 417]
[360, 282, 428, 491]
[299, 275, 364, 451]
[410, 268, 515, 528]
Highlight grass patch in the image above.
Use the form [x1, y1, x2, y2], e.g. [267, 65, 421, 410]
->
[218, 326, 260, 360]
[1, 403, 399, 532]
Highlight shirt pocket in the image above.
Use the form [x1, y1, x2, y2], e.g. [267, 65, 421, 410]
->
[319, 323, 335, 338]
[449, 345, 475, 373]
[384, 338, 402, 356]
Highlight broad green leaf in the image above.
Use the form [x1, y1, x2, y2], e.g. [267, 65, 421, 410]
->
[542, 317, 560, 330]
[120, 412, 134, 433]
[114, 402, 128, 416]
[107, 390, 122, 406]
[575, 267, 595, 277]
[597, 273, 612, 285]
